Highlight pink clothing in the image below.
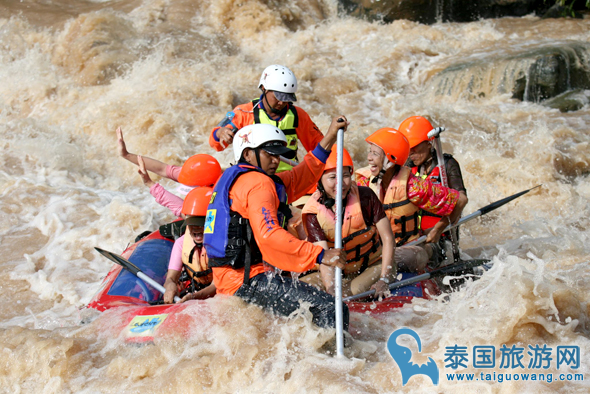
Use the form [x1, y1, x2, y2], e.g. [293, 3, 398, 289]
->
[168, 234, 185, 271]
[407, 172, 458, 216]
[167, 165, 181, 182]
[149, 183, 184, 217]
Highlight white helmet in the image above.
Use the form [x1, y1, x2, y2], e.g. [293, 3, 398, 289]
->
[258, 65, 298, 102]
[233, 124, 296, 162]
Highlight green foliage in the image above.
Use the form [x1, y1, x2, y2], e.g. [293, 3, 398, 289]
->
[544, 0, 590, 17]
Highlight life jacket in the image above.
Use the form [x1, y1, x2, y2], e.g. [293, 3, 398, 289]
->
[203, 163, 292, 285]
[411, 153, 453, 231]
[252, 98, 299, 172]
[303, 184, 382, 275]
[355, 166, 381, 198]
[180, 227, 212, 287]
[382, 166, 420, 246]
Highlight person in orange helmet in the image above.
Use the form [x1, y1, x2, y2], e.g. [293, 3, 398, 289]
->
[209, 65, 324, 173]
[300, 147, 395, 299]
[117, 126, 222, 217]
[163, 187, 216, 304]
[204, 117, 350, 330]
[356, 128, 467, 272]
[398, 116, 468, 265]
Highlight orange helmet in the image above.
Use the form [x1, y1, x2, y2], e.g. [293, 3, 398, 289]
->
[365, 128, 409, 165]
[398, 116, 434, 148]
[181, 186, 213, 217]
[178, 154, 222, 187]
[325, 146, 354, 172]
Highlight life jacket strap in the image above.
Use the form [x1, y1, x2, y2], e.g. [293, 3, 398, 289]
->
[383, 199, 412, 210]
[394, 211, 420, 247]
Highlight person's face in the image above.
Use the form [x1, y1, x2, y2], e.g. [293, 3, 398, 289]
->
[367, 144, 385, 177]
[244, 148, 280, 175]
[409, 140, 432, 167]
[263, 89, 289, 112]
[321, 167, 352, 200]
[188, 224, 204, 243]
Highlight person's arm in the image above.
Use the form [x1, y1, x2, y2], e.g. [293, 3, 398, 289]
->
[294, 107, 325, 152]
[209, 104, 250, 151]
[279, 116, 349, 201]
[370, 216, 396, 298]
[163, 269, 181, 304]
[117, 127, 169, 178]
[445, 157, 467, 195]
[234, 174, 345, 273]
[181, 283, 216, 301]
[407, 173, 466, 243]
[149, 183, 184, 218]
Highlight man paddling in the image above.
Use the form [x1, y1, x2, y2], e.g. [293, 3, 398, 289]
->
[204, 117, 350, 329]
[209, 65, 324, 172]
[399, 116, 468, 266]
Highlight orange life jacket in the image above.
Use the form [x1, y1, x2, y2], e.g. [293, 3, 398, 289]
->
[302, 184, 382, 274]
[181, 227, 212, 285]
[382, 166, 420, 246]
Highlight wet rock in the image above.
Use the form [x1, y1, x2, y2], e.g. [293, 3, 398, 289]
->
[425, 43, 590, 108]
[338, 0, 551, 24]
[542, 89, 590, 112]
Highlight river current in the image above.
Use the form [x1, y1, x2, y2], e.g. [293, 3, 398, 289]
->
[1, 1, 589, 392]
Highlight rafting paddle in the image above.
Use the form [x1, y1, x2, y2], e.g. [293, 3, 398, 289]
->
[334, 127, 345, 357]
[344, 259, 490, 302]
[344, 185, 541, 301]
[95, 247, 181, 303]
[405, 185, 541, 248]
[427, 126, 461, 262]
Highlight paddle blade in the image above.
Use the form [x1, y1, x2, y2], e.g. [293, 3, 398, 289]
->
[95, 247, 141, 276]
[478, 185, 541, 216]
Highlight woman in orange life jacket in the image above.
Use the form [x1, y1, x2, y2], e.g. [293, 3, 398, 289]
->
[398, 116, 468, 265]
[163, 187, 215, 304]
[300, 147, 396, 298]
[117, 126, 222, 217]
[355, 128, 467, 272]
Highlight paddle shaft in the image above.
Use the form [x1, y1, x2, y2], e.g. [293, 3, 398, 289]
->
[404, 185, 541, 248]
[95, 247, 181, 303]
[334, 129, 345, 357]
[344, 185, 540, 301]
[344, 259, 489, 301]
[427, 127, 460, 262]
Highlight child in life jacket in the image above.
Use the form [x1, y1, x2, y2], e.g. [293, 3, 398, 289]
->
[117, 126, 222, 217]
[355, 128, 467, 272]
[300, 147, 396, 298]
[163, 187, 215, 303]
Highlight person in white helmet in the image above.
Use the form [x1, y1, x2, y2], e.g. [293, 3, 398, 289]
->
[204, 117, 351, 330]
[209, 65, 324, 173]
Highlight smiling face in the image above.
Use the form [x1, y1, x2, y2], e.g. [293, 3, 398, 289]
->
[320, 167, 352, 200]
[409, 140, 432, 167]
[367, 143, 385, 177]
[243, 147, 280, 175]
[188, 224, 204, 244]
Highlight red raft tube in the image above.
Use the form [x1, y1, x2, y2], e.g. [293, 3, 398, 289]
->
[88, 229, 439, 342]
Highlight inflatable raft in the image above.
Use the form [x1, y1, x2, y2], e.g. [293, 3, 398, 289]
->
[88, 228, 440, 342]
